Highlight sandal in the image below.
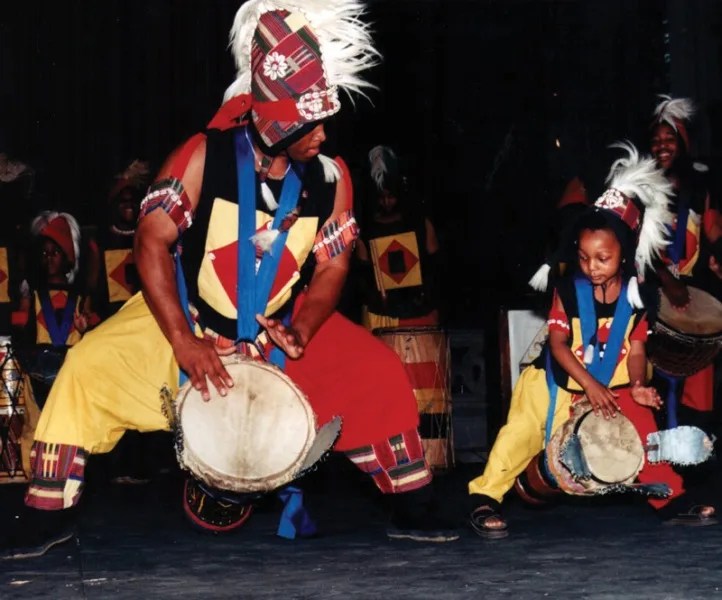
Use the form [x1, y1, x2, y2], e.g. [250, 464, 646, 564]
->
[662, 504, 718, 527]
[469, 503, 509, 539]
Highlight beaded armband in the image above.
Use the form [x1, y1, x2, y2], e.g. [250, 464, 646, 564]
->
[312, 209, 359, 263]
[139, 177, 194, 235]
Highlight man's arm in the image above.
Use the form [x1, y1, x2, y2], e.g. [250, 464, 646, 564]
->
[135, 138, 233, 400]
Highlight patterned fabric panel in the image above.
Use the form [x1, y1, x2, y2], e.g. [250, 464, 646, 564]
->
[345, 429, 432, 494]
[312, 209, 359, 263]
[24, 441, 87, 510]
[139, 177, 193, 235]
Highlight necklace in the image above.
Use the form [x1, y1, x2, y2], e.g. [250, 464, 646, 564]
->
[244, 129, 290, 179]
[110, 225, 135, 237]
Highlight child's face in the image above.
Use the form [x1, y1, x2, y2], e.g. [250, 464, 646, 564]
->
[40, 238, 69, 280]
[650, 123, 680, 171]
[577, 228, 622, 286]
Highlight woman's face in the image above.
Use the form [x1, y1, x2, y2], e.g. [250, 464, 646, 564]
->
[650, 123, 680, 171]
[577, 228, 622, 286]
[378, 189, 398, 214]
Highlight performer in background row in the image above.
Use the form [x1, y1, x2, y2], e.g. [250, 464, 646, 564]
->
[1, 0, 458, 561]
[469, 144, 717, 540]
[648, 96, 722, 434]
[355, 145, 441, 330]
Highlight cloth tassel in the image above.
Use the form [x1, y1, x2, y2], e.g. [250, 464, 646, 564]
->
[260, 181, 279, 210]
[626, 276, 644, 309]
[276, 486, 317, 540]
[583, 344, 595, 365]
[250, 229, 279, 253]
[528, 263, 551, 291]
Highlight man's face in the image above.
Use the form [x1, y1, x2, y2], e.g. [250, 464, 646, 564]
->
[286, 124, 326, 162]
[651, 123, 680, 171]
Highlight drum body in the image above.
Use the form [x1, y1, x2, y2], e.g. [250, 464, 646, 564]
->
[647, 286, 722, 377]
[175, 355, 318, 494]
[373, 326, 454, 471]
[516, 400, 644, 502]
[0, 337, 31, 483]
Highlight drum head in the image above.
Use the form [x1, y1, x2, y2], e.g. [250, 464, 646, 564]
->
[575, 411, 644, 484]
[177, 356, 315, 493]
[658, 286, 722, 337]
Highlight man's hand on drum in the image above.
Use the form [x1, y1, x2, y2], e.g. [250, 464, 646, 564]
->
[630, 380, 663, 410]
[172, 334, 234, 401]
[583, 379, 621, 419]
[662, 278, 690, 310]
[256, 314, 305, 359]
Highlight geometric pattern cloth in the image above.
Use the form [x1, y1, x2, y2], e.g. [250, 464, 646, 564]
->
[369, 231, 422, 291]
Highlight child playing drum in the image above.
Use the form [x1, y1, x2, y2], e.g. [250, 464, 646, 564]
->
[468, 144, 718, 539]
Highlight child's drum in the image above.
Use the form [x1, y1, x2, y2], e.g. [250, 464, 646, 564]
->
[515, 400, 644, 504]
[373, 327, 454, 472]
[647, 286, 722, 377]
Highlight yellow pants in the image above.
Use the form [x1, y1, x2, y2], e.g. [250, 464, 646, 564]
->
[468, 366, 572, 503]
[33, 292, 179, 454]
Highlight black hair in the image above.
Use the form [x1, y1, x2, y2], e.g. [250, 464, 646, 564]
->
[571, 208, 636, 280]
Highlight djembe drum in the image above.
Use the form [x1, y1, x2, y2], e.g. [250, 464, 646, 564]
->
[173, 355, 340, 532]
[373, 327, 454, 472]
[647, 286, 722, 377]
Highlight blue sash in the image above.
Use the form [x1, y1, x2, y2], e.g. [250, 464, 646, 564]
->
[667, 204, 689, 267]
[39, 289, 77, 347]
[544, 277, 635, 445]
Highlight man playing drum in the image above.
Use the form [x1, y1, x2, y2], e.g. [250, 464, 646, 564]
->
[468, 144, 717, 540]
[2, 0, 458, 560]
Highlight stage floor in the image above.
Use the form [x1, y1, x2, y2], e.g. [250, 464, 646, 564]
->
[2, 456, 722, 599]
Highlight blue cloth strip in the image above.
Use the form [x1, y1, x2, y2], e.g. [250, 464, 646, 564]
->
[175, 251, 195, 387]
[39, 289, 77, 347]
[667, 203, 689, 266]
[234, 127, 303, 350]
[656, 370, 682, 429]
[276, 485, 317, 539]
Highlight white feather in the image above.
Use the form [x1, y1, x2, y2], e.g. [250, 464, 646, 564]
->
[368, 145, 395, 191]
[318, 154, 341, 182]
[601, 141, 674, 278]
[653, 94, 695, 131]
[251, 228, 280, 253]
[224, 0, 380, 102]
[528, 263, 551, 292]
[626, 276, 644, 309]
[260, 181, 279, 210]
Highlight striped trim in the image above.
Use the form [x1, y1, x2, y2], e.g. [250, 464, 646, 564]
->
[345, 429, 432, 494]
[139, 177, 193, 235]
[24, 442, 87, 510]
[312, 210, 359, 263]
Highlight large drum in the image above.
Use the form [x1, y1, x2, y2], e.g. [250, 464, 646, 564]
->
[175, 355, 339, 493]
[373, 327, 454, 472]
[515, 400, 645, 504]
[647, 286, 722, 377]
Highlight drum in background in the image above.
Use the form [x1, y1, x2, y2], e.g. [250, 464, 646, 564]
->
[373, 326, 454, 472]
[647, 286, 722, 377]
[0, 336, 36, 483]
[515, 400, 644, 504]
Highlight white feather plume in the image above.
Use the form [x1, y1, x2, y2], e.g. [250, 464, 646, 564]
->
[260, 181, 279, 210]
[368, 145, 396, 191]
[653, 94, 695, 131]
[626, 276, 644, 309]
[224, 0, 380, 102]
[528, 263, 551, 292]
[251, 228, 280, 253]
[31, 210, 82, 284]
[318, 154, 341, 182]
[602, 141, 674, 278]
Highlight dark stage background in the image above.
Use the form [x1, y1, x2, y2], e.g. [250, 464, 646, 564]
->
[2, 0, 722, 326]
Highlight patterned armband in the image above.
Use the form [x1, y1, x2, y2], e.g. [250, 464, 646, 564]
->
[312, 209, 360, 263]
[139, 177, 194, 235]
[547, 317, 570, 333]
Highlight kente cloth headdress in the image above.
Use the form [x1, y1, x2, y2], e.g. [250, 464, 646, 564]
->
[108, 159, 152, 203]
[31, 211, 82, 284]
[529, 142, 673, 309]
[220, 0, 379, 154]
[652, 95, 695, 151]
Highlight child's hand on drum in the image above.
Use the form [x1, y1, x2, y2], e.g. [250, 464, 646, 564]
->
[256, 314, 305, 359]
[631, 380, 663, 410]
[583, 379, 621, 419]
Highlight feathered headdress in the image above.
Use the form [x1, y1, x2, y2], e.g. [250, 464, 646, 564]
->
[221, 0, 379, 152]
[31, 211, 82, 284]
[529, 142, 673, 309]
[368, 145, 400, 192]
[652, 94, 695, 150]
[108, 159, 151, 203]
